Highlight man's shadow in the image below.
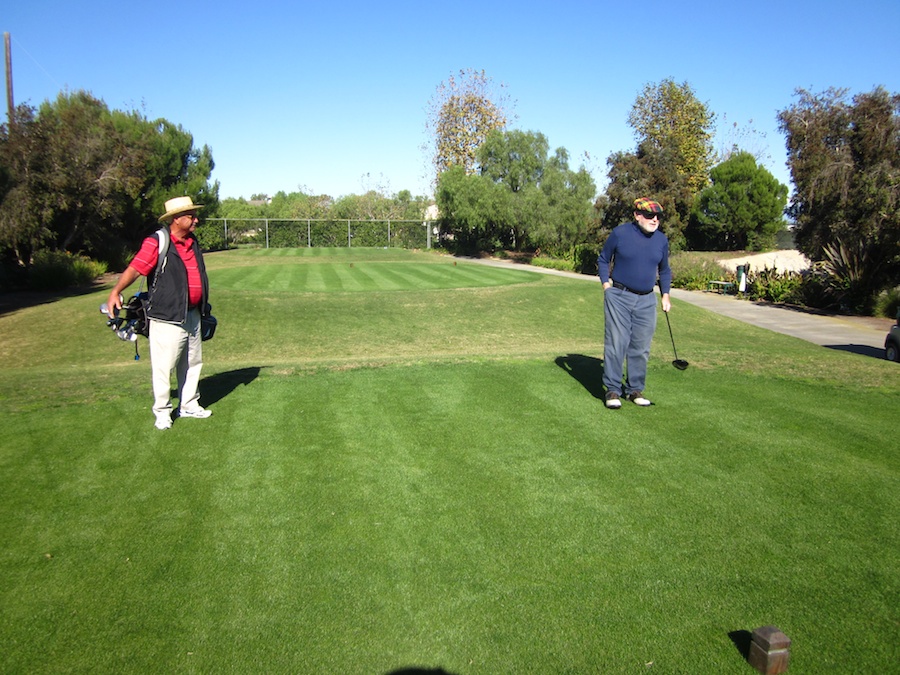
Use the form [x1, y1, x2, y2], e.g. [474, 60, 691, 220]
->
[555, 354, 605, 399]
[197, 367, 263, 406]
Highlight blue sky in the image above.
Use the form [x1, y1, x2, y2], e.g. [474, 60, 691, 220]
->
[7, 0, 900, 201]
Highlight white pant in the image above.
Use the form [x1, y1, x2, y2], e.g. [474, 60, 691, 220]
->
[149, 309, 203, 418]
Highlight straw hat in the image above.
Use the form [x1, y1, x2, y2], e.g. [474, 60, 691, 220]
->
[158, 196, 204, 223]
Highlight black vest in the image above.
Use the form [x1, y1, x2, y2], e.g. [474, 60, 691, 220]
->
[146, 233, 209, 324]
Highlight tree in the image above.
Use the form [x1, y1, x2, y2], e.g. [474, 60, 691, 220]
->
[268, 191, 333, 219]
[436, 129, 597, 255]
[0, 90, 219, 270]
[778, 87, 900, 311]
[627, 78, 716, 193]
[530, 147, 598, 254]
[333, 190, 414, 221]
[435, 165, 502, 252]
[0, 104, 47, 265]
[425, 69, 513, 185]
[217, 188, 428, 224]
[478, 128, 548, 192]
[602, 140, 694, 251]
[688, 151, 788, 251]
[602, 79, 716, 251]
[33, 92, 143, 254]
[116, 114, 219, 255]
[716, 114, 772, 166]
[476, 129, 548, 249]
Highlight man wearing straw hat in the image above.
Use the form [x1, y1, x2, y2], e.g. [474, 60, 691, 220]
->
[597, 197, 672, 409]
[106, 196, 212, 430]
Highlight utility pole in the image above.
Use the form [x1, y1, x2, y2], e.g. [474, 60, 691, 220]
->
[4, 32, 13, 126]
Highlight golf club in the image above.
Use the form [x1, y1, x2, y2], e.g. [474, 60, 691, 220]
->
[664, 310, 689, 370]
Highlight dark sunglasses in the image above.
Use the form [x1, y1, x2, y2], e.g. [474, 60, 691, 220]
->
[639, 211, 663, 221]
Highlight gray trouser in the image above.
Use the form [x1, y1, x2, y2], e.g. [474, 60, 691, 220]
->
[149, 309, 203, 418]
[602, 287, 657, 395]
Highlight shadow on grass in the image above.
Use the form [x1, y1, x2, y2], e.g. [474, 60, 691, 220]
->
[387, 668, 458, 675]
[728, 629, 752, 662]
[555, 354, 605, 399]
[0, 280, 111, 317]
[825, 344, 886, 359]
[199, 367, 263, 406]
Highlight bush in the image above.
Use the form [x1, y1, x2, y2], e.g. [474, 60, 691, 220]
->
[195, 221, 227, 251]
[530, 255, 573, 273]
[0, 255, 28, 292]
[874, 288, 900, 320]
[745, 267, 803, 304]
[29, 250, 107, 291]
[670, 252, 729, 290]
[572, 244, 599, 276]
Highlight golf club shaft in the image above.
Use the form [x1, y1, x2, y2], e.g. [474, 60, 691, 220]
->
[664, 310, 679, 361]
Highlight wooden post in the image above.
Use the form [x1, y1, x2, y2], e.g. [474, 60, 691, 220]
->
[749, 625, 791, 674]
[5, 33, 14, 126]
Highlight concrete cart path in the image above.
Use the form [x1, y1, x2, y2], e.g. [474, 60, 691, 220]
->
[668, 288, 890, 357]
[459, 255, 893, 358]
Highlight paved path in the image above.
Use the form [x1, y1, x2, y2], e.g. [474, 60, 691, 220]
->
[460, 256, 893, 359]
[669, 288, 890, 357]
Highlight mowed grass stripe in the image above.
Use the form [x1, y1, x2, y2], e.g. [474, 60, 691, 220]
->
[211, 264, 303, 291]
[357, 263, 417, 291]
[372, 262, 471, 290]
[208, 260, 540, 293]
[338, 265, 378, 292]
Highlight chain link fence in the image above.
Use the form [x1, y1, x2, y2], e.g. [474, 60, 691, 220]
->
[196, 218, 438, 251]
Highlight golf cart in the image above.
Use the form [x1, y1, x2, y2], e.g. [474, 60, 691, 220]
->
[886, 322, 900, 362]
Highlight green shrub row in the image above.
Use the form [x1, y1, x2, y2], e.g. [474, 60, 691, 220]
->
[28, 250, 107, 291]
[669, 253, 730, 290]
[745, 267, 804, 304]
[530, 255, 574, 272]
[669, 254, 898, 318]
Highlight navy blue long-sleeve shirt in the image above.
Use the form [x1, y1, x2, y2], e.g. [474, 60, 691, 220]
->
[597, 221, 672, 294]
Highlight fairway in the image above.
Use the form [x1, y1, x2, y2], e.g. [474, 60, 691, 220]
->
[1, 248, 897, 673]
[208, 248, 540, 293]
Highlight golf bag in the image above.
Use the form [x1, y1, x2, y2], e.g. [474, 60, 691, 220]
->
[100, 228, 169, 359]
[126, 227, 169, 338]
[102, 227, 217, 355]
[121, 228, 217, 341]
[200, 311, 217, 341]
[121, 291, 152, 337]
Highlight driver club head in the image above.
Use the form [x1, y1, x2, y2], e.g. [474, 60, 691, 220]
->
[673, 359, 689, 370]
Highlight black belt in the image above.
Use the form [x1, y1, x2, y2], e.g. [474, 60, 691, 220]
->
[612, 280, 653, 295]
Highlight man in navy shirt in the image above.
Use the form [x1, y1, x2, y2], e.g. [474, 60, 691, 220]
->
[597, 197, 672, 409]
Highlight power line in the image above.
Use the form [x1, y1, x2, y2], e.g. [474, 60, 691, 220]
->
[11, 34, 62, 91]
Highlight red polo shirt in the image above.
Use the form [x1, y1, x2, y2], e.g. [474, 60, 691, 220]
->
[130, 233, 203, 307]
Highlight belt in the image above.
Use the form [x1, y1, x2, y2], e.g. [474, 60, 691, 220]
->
[612, 280, 653, 295]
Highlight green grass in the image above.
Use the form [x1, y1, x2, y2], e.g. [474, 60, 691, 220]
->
[1, 248, 897, 673]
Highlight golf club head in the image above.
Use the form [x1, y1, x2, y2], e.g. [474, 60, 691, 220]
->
[663, 310, 687, 369]
[99, 295, 124, 316]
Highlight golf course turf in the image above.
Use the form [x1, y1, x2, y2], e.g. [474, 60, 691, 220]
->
[1, 248, 897, 673]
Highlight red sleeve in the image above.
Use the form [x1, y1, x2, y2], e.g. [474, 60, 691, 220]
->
[129, 235, 160, 276]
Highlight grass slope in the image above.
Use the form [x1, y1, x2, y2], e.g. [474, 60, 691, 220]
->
[1, 248, 897, 673]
